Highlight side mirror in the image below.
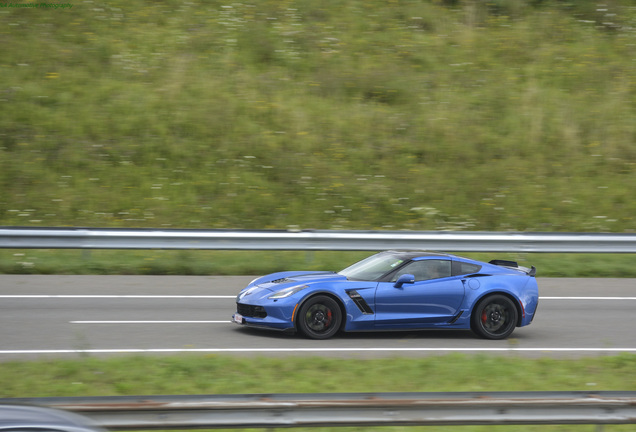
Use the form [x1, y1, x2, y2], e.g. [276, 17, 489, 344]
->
[394, 274, 415, 288]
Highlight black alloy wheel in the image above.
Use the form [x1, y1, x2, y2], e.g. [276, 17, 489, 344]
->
[471, 294, 518, 340]
[297, 295, 342, 340]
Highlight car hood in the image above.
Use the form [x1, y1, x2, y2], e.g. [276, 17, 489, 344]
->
[254, 271, 347, 291]
[237, 271, 348, 303]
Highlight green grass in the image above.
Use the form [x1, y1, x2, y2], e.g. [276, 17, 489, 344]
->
[4, 354, 635, 396]
[1, 1, 636, 234]
[2, 249, 636, 277]
[0, 354, 635, 431]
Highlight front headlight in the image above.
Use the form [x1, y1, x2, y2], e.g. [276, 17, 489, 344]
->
[268, 284, 308, 299]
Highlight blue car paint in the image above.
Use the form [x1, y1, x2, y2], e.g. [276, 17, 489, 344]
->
[233, 251, 539, 338]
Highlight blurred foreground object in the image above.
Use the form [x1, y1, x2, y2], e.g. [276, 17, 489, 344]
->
[0, 404, 105, 432]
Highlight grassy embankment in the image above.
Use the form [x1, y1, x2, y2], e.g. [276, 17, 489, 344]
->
[1, 1, 636, 230]
[1, 1, 636, 275]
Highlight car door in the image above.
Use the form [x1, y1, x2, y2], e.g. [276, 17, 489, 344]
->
[374, 258, 465, 328]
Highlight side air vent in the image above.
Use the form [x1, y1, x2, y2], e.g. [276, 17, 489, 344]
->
[448, 310, 464, 324]
[347, 290, 374, 315]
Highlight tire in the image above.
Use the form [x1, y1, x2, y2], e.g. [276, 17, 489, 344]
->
[297, 295, 342, 340]
[471, 294, 518, 340]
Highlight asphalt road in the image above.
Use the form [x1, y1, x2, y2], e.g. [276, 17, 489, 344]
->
[0, 275, 635, 361]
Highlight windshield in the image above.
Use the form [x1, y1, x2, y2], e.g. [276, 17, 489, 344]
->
[339, 252, 405, 281]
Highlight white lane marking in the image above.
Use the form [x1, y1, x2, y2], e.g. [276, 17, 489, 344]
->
[71, 320, 229, 324]
[0, 347, 635, 355]
[540, 297, 636, 300]
[1, 295, 635, 300]
[0, 295, 235, 299]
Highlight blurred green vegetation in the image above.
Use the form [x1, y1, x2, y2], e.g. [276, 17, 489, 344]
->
[2, 249, 636, 277]
[1, 0, 636, 233]
[0, 353, 635, 431]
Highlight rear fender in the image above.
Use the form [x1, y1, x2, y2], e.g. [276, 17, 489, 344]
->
[470, 290, 524, 327]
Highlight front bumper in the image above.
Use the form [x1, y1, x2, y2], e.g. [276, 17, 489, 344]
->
[232, 301, 296, 332]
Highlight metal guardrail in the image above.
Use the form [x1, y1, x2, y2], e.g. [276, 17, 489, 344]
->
[1, 392, 635, 429]
[1, 227, 636, 252]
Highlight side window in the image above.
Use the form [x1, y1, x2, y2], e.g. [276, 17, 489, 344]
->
[452, 261, 482, 276]
[391, 260, 451, 282]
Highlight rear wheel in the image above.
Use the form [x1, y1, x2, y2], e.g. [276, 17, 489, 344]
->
[297, 295, 342, 340]
[471, 294, 518, 340]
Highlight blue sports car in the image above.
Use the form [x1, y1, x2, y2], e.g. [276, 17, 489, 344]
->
[232, 250, 538, 340]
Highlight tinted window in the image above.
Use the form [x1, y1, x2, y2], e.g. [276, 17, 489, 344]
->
[391, 259, 451, 282]
[452, 261, 482, 276]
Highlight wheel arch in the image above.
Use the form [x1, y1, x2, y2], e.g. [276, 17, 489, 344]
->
[472, 291, 524, 327]
[293, 291, 348, 332]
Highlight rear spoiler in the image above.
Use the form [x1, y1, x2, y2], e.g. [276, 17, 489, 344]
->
[489, 260, 536, 277]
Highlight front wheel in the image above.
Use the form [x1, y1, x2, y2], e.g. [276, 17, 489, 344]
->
[297, 295, 342, 340]
[471, 294, 518, 340]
